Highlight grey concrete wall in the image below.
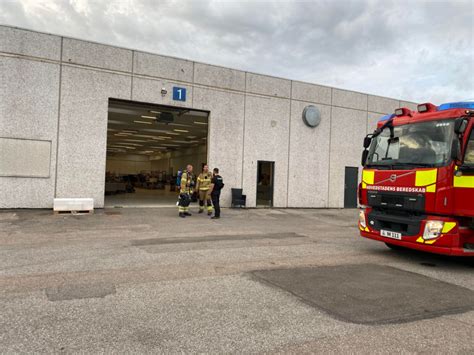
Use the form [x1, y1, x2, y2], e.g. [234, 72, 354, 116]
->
[287, 101, 331, 208]
[55, 66, 131, 207]
[242, 93, 291, 208]
[132, 76, 194, 108]
[0, 53, 60, 208]
[0, 25, 61, 60]
[0, 138, 52, 177]
[193, 87, 245, 208]
[329, 106, 368, 208]
[0, 25, 416, 209]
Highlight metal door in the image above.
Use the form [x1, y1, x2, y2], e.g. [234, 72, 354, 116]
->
[257, 161, 274, 207]
[344, 167, 359, 208]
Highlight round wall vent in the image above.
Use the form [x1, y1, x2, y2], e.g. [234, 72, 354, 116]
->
[302, 105, 321, 128]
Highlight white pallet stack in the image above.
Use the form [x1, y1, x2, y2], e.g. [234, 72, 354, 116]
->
[53, 198, 94, 215]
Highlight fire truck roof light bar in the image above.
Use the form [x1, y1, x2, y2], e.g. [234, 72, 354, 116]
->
[394, 107, 411, 117]
[378, 113, 395, 122]
[437, 101, 474, 111]
[417, 103, 437, 113]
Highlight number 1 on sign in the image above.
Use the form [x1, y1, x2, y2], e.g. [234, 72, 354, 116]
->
[172, 87, 186, 102]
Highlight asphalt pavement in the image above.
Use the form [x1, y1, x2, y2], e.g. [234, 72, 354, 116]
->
[0, 207, 473, 353]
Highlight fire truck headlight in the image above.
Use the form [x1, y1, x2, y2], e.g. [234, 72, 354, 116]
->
[359, 210, 367, 229]
[423, 221, 445, 240]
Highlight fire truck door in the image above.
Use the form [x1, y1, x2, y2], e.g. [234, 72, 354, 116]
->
[454, 129, 474, 216]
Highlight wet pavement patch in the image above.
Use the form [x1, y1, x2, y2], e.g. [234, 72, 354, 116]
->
[251, 264, 474, 325]
[131, 233, 307, 246]
[45, 283, 116, 302]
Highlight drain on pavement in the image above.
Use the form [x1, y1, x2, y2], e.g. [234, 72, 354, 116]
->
[251, 264, 474, 325]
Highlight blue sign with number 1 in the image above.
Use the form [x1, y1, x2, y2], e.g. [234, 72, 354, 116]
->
[173, 87, 186, 102]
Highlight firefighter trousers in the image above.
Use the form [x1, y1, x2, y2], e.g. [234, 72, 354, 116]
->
[199, 189, 213, 213]
[178, 193, 191, 214]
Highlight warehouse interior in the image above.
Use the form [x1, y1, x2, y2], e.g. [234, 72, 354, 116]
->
[105, 99, 209, 207]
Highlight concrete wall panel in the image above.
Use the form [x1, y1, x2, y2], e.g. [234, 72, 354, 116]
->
[288, 102, 331, 207]
[0, 58, 60, 138]
[62, 38, 133, 72]
[242, 95, 291, 207]
[56, 66, 131, 207]
[0, 25, 61, 60]
[132, 77, 193, 108]
[193, 87, 245, 207]
[0, 138, 51, 177]
[291, 81, 332, 105]
[134, 51, 193, 82]
[194, 63, 245, 91]
[368, 95, 399, 114]
[332, 88, 368, 111]
[0, 56, 59, 208]
[246, 73, 291, 98]
[329, 107, 367, 208]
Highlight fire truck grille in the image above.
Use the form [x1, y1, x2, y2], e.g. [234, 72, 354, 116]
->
[367, 210, 425, 236]
[381, 195, 404, 206]
[367, 191, 425, 212]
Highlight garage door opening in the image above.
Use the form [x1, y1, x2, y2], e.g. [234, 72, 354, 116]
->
[105, 99, 209, 208]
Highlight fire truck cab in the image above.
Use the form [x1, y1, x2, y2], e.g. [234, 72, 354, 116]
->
[359, 101, 474, 256]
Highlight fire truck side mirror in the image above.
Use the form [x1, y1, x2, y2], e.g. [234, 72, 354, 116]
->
[363, 136, 372, 149]
[361, 149, 369, 166]
[454, 117, 468, 134]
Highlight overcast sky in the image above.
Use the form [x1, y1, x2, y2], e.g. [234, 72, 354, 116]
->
[1, 0, 473, 104]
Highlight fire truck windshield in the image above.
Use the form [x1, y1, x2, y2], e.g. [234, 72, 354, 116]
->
[367, 120, 455, 169]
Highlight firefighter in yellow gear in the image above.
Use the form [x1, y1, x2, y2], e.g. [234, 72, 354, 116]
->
[196, 164, 213, 215]
[178, 165, 194, 218]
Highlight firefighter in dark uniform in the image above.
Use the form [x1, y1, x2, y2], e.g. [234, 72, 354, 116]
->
[196, 164, 213, 215]
[210, 168, 224, 219]
[178, 164, 194, 218]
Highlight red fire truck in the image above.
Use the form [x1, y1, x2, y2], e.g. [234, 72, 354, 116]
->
[359, 101, 474, 256]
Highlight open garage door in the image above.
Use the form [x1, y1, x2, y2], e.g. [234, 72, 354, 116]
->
[105, 99, 209, 208]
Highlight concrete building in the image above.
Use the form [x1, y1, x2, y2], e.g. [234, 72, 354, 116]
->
[0, 25, 416, 210]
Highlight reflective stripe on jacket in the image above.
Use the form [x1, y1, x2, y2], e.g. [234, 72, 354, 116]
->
[197, 172, 212, 190]
[180, 172, 193, 194]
